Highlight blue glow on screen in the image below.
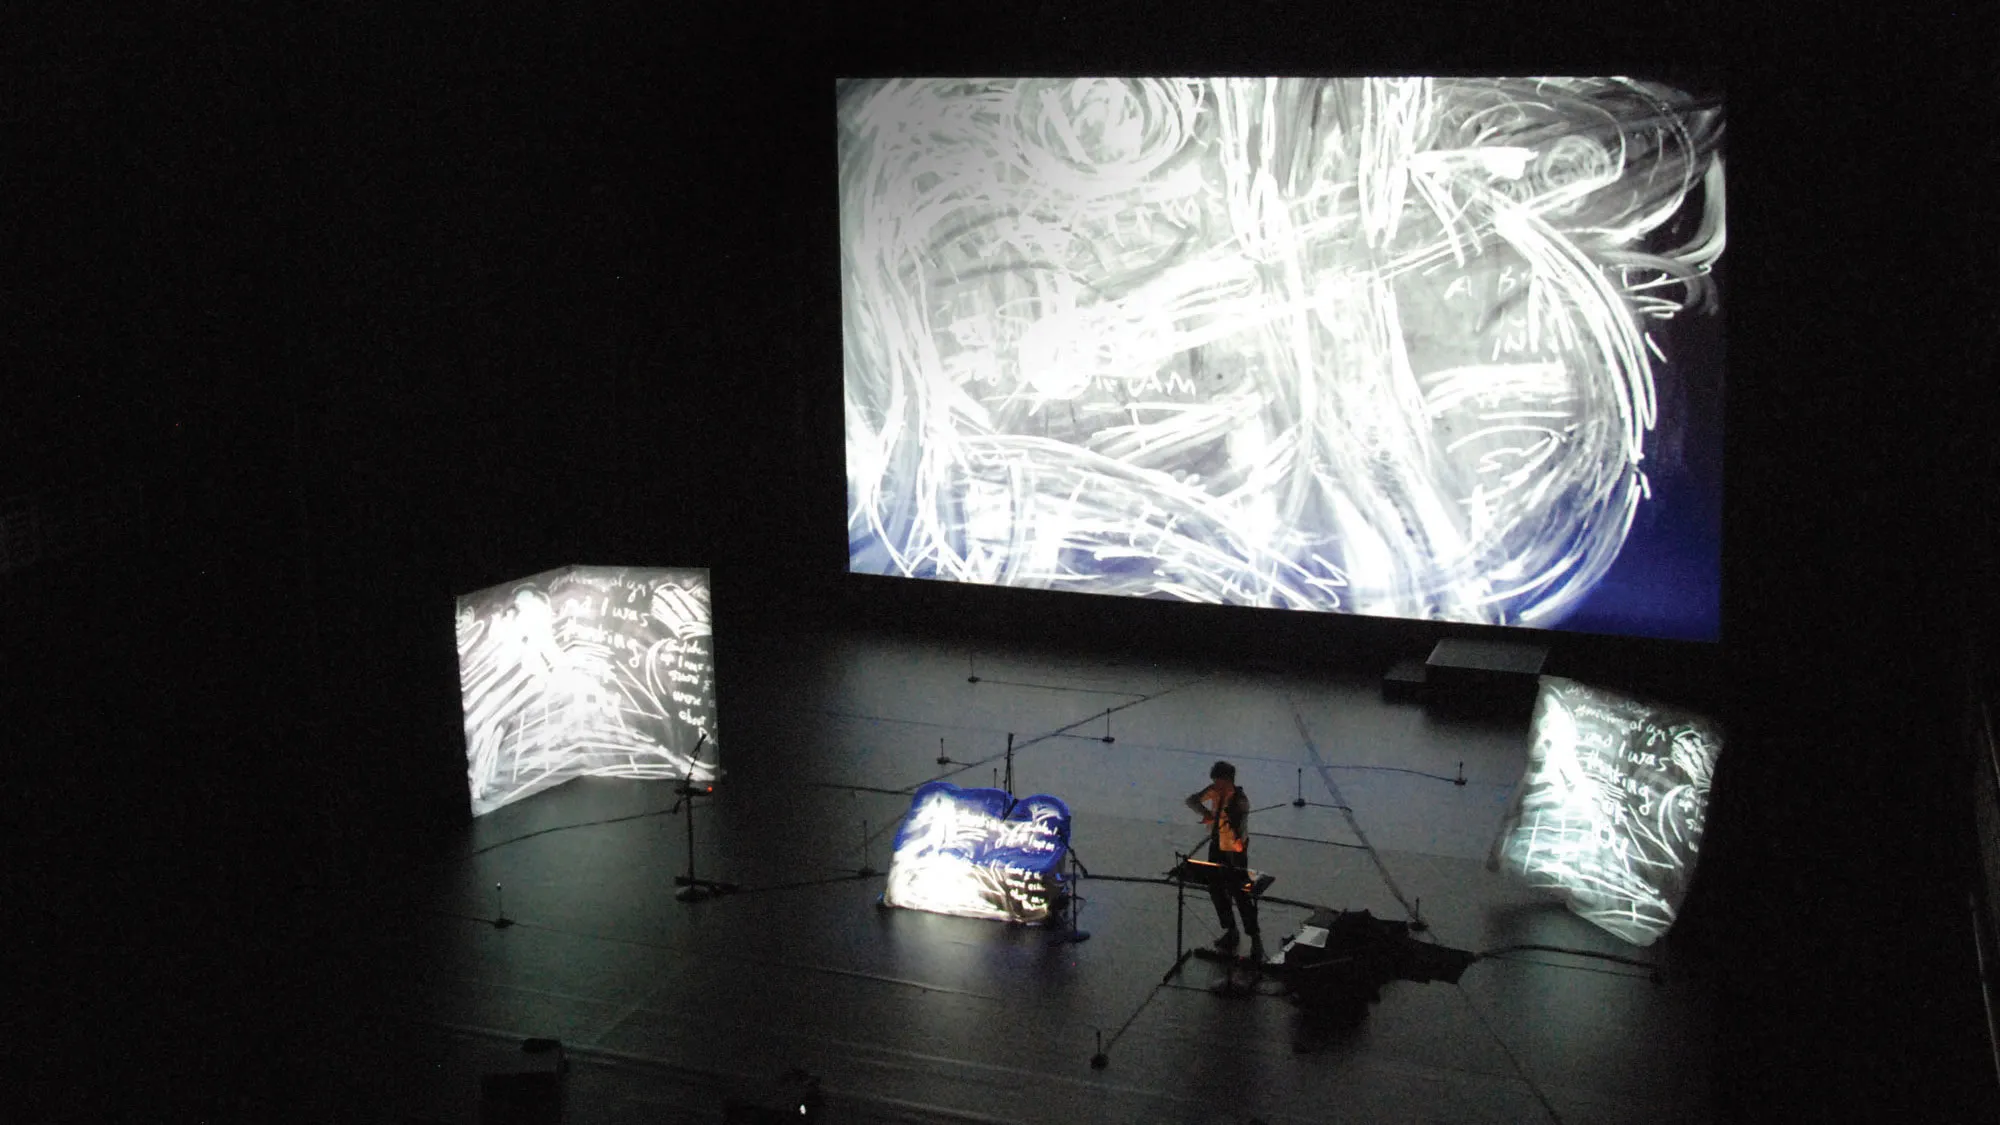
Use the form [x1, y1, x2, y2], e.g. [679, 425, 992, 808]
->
[884, 783, 1072, 923]
[841, 77, 1725, 641]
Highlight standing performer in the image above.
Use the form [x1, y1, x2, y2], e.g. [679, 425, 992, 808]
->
[1186, 760, 1262, 960]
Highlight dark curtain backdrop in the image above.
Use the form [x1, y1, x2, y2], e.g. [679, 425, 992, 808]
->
[10, 1, 1998, 1118]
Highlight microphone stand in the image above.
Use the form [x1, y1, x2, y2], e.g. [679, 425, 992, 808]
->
[673, 735, 736, 902]
[1049, 846, 1090, 945]
[1163, 799, 1225, 980]
[1162, 850, 1195, 982]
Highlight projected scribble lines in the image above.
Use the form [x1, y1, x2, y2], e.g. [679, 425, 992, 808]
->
[458, 568, 719, 816]
[845, 78, 1722, 632]
[1494, 678, 1719, 944]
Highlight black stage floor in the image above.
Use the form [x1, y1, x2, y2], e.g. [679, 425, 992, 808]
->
[243, 623, 1720, 1124]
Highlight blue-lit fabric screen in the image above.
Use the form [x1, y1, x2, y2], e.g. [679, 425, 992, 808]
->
[884, 782, 1072, 923]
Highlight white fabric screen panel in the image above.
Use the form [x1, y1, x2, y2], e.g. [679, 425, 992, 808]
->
[456, 565, 718, 817]
[1488, 675, 1721, 945]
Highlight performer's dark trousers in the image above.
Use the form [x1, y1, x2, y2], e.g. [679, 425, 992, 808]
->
[1207, 847, 1258, 936]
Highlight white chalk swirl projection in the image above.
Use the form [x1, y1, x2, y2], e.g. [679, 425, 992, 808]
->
[883, 783, 1071, 924]
[456, 565, 718, 816]
[1489, 676, 1721, 945]
[840, 77, 1724, 632]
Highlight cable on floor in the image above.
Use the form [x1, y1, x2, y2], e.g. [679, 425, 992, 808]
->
[1454, 981, 1566, 1124]
[1286, 695, 1423, 926]
[908, 672, 1215, 791]
[1477, 943, 1665, 982]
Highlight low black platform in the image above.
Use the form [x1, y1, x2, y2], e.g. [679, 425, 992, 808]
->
[1381, 658, 1429, 703]
[1423, 637, 1548, 713]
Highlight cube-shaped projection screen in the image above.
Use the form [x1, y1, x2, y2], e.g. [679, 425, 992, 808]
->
[884, 783, 1071, 924]
[1489, 676, 1721, 945]
[840, 77, 1725, 641]
[456, 566, 718, 817]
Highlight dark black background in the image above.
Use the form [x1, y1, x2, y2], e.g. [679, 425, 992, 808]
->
[10, 1, 1998, 1119]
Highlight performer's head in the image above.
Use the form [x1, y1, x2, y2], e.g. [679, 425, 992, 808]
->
[1210, 761, 1236, 785]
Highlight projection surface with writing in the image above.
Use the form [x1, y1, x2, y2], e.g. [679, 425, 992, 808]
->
[840, 78, 1725, 641]
[456, 565, 718, 817]
[884, 783, 1071, 924]
[1488, 676, 1721, 946]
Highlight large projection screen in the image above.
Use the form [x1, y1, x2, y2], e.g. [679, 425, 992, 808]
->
[840, 78, 1725, 641]
[456, 565, 718, 816]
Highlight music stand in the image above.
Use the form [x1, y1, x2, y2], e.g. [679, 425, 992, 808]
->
[1171, 856, 1276, 898]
